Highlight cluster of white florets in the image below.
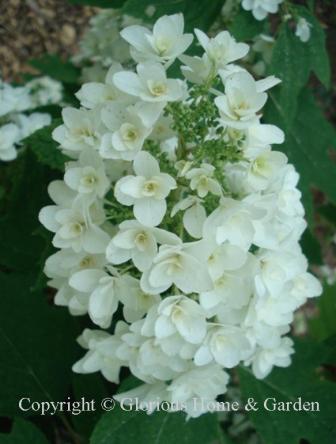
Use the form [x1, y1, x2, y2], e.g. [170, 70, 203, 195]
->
[0, 76, 62, 161]
[73, 10, 133, 67]
[39, 14, 321, 418]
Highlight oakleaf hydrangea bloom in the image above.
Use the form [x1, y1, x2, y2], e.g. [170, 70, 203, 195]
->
[39, 13, 322, 419]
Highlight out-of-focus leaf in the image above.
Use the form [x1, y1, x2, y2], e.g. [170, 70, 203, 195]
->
[319, 203, 336, 226]
[269, 8, 330, 126]
[296, 6, 331, 88]
[269, 24, 311, 125]
[24, 120, 67, 172]
[309, 285, 336, 341]
[300, 229, 322, 265]
[239, 338, 336, 444]
[29, 55, 80, 84]
[228, 8, 264, 41]
[0, 150, 57, 272]
[0, 272, 79, 416]
[0, 418, 48, 444]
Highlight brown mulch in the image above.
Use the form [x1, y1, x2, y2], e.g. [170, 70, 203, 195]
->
[0, 0, 97, 81]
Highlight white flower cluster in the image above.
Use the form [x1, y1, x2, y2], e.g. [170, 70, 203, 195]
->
[0, 76, 62, 161]
[73, 10, 139, 72]
[241, 0, 283, 20]
[39, 14, 322, 418]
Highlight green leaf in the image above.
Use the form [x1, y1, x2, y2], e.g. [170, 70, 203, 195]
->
[300, 229, 322, 265]
[91, 407, 219, 444]
[0, 151, 57, 272]
[24, 120, 68, 172]
[269, 24, 311, 125]
[319, 203, 336, 226]
[0, 271, 79, 416]
[296, 6, 331, 88]
[265, 89, 336, 225]
[72, 374, 108, 439]
[309, 285, 336, 341]
[228, 8, 264, 41]
[0, 418, 48, 444]
[29, 55, 80, 83]
[122, 0, 223, 32]
[239, 338, 336, 444]
[269, 9, 330, 125]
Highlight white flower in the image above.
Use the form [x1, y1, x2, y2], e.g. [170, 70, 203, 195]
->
[73, 324, 127, 382]
[242, 0, 283, 21]
[171, 196, 207, 239]
[137, 338, 189, 380]
[0, 123, 19, 161]
[27, 76, 63, 106]
[295, 18, 312, 43]
[120, 287, 161, 323]
[254, 249, 307, 298]
[143, 295, 208, 344]
[186, 163, 222, 197]
[14, 112, 51, 139]
[116, 321, 146, 361]
[100, 102, 154, 160]
[140, 243, 213, 294]
[215, 71, 268, 129]
[45, 248, 106, 316]
[0, 83, 32, 117]
[252, 34, 275, 65]
[115, 151, 176, 226]
[248, 337, 294, 379]
[75, 63, 130, 109]
[113, 62, 187, 103]
[203, 198, 265, 250]
[194, 325, 251, 368]
[180, 53, 213, 84]
[52, 107, 104, 155]
[64, 148, 109, 199]
[167, 364, 229, 418]
[69, 269, 133, 328]
[200, 244, 256, 315]
[106, 219, 180, 271]
[149, 114, 175, 143]
[45, 248, 106, 279]
[51, 280, 89, 316]
[243, 123, 285, 158]
[290, 272, 322, 306]
[194, 29, 249, 70]
[73, 10, 131, 66]
[247, 148, 288, 191]
[121, 13, 193, 65]
[38, 181, 110, 254]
